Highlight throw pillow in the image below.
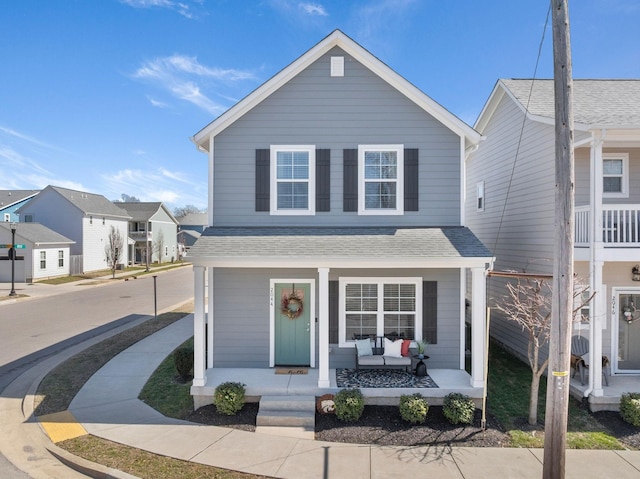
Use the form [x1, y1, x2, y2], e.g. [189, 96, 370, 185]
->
[401, 339, 411, 357]
[355, 338, 373, 357]
[383, 337, 403, 358]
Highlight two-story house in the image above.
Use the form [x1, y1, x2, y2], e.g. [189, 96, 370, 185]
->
[117, 202, 179, 265]
[18, 185, 130, 274]
[0, 190, 39, 223]
[177, 212, 208, 251]
[186, 31, 494, 408]
[467, 79, 640, 411]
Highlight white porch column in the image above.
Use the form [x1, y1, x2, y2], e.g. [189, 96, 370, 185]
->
[207, 267, 215, 369]
[193, 265, 206, 387]
[471, 267, 487, 388]
[590, 132, 605, 396]
[591, 259, 605, 396]
[317, 267, 330, 388]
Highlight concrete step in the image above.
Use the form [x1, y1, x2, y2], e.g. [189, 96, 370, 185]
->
[256, 395, 316, 439]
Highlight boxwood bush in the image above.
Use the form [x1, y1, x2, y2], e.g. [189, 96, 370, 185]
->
[620, 392, 640, 427]
[334, 388, 364, 422]
[399, 393, 429, 424]
[213, 382, 246, 415]
[443, 392, 476, 425]
[173, 347, 194, 382]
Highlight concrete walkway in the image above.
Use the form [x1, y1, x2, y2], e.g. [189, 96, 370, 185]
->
[14, 316, 638, 479]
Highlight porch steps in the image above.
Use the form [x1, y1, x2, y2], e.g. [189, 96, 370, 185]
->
[255, 395, 316, 440]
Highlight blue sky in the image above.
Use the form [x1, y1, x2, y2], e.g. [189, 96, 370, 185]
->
[1, 1, 639, 211]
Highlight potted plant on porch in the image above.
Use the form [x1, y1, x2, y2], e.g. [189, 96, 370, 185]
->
[416, 340, 429, 359]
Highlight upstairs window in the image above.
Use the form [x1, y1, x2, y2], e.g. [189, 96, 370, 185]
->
[270, 145, 316, 215]
[358, 145, 404, 215]
[603, 153, 628, 198]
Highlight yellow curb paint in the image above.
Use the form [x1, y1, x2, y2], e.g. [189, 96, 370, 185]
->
[38, 410, 88, 443]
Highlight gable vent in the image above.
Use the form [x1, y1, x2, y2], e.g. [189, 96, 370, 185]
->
[331, 56, 344, 77]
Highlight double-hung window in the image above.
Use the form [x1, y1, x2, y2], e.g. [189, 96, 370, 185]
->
[602, 153, 628, 198]
[339, 277, 421, 346]
[40, 251, 46, 269]
[58, 250, 64, 268]
[270, 145, 316, 215]
[358, 145, 404, 215]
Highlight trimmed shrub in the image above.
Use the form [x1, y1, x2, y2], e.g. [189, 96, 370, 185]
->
[620, 392, 640, 427]
[443, 392, 476, 425]
[173, 347, 194, 381]
[334, 389, 364, 422]
[213, 382, 246, 416]
[399, 393, 429, 424]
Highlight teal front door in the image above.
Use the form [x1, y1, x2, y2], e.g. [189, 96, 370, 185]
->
[275, 283, 311, 366]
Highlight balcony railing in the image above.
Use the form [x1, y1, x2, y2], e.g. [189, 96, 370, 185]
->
[575, 205, 640, 247]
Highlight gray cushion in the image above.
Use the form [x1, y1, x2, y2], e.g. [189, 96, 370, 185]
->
[357, 355, 385, 366]
[383, 356, 411, 366]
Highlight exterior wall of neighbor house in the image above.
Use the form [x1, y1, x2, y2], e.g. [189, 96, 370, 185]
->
[30, 246, 71, 281]
[150, 209, 179, 263]
[1, 197, 35, 223]
[211, 46, 462, 228]
[82, 216, 129, 272]
[19, 191, 85, 256]
[210, 267, 461, 369]
[465, 92, 557, 361]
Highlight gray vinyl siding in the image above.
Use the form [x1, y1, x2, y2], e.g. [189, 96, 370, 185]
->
[212, 46, 462, 227]
[466, 93, 556, 360]
[211, 267, 461, 369]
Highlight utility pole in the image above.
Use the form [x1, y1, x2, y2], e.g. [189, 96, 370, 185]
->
[543, 1, 574, 477]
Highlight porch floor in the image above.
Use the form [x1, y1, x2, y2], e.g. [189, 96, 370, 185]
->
[569, 373, 640, 411]
[191, 368, 483, 409]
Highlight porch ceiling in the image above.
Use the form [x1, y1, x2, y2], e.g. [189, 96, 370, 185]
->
[186, 226, 494, 269]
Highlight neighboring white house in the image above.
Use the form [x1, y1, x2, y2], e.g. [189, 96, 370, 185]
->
[0, 222, 74, 283]
[466, 79, 640, 411]
[18, 186, 130, 274]
[116, 202, 179, 265]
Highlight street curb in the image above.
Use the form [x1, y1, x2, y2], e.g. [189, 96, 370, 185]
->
[12, 302, 191, 478]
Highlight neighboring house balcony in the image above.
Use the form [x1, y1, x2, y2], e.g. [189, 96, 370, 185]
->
[575, 205, 640, 259]
[129, 230, 152, 242]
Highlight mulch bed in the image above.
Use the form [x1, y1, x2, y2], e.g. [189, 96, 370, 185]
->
[186, 403, 509, 447]
[592, 411, 640, 449]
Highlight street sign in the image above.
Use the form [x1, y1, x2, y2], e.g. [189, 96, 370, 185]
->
[0, 244, 25, 248]
[0, 244, 11, 248]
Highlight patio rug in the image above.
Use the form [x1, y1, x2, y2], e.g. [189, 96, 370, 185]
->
[275, 368, 308, 375]
[336, 368, 438, 388]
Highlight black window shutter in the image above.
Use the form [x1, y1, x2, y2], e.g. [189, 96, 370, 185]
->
[404, 148, 419, 211]
[422, 281, 437, 344]
[329, 280, 339, 343]
[343, 149, 358, 212]
[316, 149, 330, 212]
[255, 149, 270, 212]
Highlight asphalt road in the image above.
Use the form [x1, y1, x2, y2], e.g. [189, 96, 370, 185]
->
[0, 266, 194, 390]
[0, 266, 194, 478]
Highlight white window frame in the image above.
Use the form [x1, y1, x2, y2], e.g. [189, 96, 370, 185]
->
[3, 213, 9, 222]
[602, 153, 629, 198]
[40, 251, 46, 269]
[338, 277, 422, 347]
[270, 145, 316, 215]
[358, 144, 404, 215]
[58, 250, 64, 268]
[476, 181, 485, 212]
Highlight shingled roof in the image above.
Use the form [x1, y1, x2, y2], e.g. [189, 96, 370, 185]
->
[0, 222, 74, 245]
[187, 227, 493, 268]
[0, 190, 39, 209]
[500, 79, 640, 128]
[47, 186, 131, 218]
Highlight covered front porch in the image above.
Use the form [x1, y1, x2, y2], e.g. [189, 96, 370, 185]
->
[570, 373, 640, 412]
[187, 227, 494, 408]
[191, 366, 483, 409]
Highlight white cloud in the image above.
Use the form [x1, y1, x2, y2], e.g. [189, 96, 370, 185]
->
[354, 0, 417, 45]
[119, 0, 201, 19]
[299, 3, 328, 16]
[133, 55, 256, 115]
[102, 167, 207, 208]
[147, 96, 169, 108]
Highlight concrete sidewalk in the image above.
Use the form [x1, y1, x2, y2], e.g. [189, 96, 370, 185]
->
[16, 315, 640, 479]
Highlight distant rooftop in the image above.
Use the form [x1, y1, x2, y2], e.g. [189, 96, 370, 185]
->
[0, 190, 39, 209]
